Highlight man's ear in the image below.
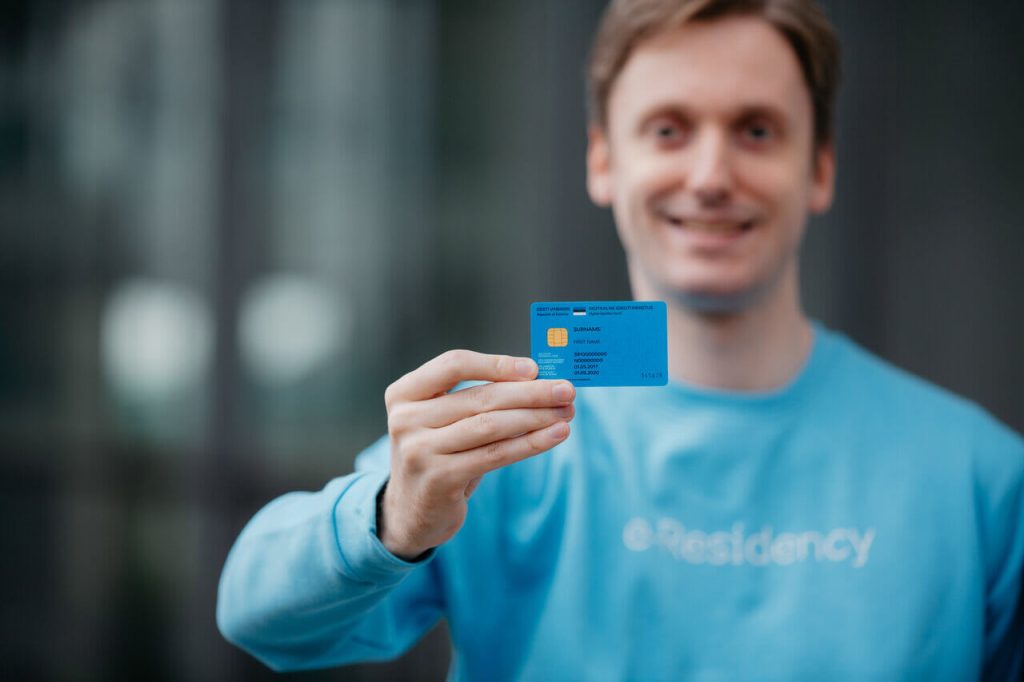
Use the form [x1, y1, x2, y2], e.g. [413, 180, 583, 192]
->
[809, 142, 836, 215]
[586, 124, 613, 207]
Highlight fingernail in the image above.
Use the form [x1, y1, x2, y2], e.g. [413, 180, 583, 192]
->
[555, 405, 573, 418]
[549, 422, 569, 440]
[516, 358, 537, 378]
[552, 382, 574, 402]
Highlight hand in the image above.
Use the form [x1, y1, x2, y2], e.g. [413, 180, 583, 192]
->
[378, 350, 575, 560]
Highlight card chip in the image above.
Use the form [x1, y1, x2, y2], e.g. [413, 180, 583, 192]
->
[547, 327, 568, 347]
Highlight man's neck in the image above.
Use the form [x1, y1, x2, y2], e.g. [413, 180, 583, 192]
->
[633, 268, 813, 392]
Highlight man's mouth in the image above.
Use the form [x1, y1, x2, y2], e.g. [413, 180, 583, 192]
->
[658, 212, 756, 235]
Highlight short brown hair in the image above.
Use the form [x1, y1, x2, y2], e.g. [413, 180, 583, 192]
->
[586, 0, 841, 148]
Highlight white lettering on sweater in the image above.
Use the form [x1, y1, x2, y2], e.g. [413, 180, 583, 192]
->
[622, 518, 876, 568]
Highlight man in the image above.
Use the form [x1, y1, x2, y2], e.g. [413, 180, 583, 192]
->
[217, 1, 1024, 679]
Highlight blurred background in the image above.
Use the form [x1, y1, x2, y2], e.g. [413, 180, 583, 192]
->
[1, 0, 1022, 680]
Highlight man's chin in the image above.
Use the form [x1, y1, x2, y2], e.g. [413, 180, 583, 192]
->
[627, 258, 785, 315]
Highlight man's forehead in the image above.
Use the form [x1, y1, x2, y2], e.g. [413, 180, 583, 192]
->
[610, 15, 811, 122]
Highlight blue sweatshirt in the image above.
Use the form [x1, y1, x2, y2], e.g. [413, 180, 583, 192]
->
[217, 324, 1024, 680]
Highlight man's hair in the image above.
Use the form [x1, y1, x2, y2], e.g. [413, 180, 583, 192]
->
[586, 0, 841, 148]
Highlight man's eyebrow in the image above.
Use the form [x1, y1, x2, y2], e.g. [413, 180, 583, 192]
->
[632, 103, 696, 132]
[734, 104, 790, 124]
[632, 101, 792, 131]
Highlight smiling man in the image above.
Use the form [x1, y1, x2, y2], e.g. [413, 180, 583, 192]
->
[217, 1, 1024, 680]
[586, 8, 836, 391]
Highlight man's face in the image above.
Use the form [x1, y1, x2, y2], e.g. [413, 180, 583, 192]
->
[587, 16, 835, 310]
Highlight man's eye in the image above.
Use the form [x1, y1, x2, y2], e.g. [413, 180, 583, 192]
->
[741, 120, 776, 143]
[648, 120, 686, 145]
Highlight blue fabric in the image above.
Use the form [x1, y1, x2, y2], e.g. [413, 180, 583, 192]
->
[217, 323, 1024, 680]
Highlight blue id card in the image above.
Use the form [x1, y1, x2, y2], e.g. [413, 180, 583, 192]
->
[530, 301, 668, 387]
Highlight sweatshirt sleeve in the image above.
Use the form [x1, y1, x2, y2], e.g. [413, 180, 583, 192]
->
[216, 437, 445, 672]
[979, 422, 1024, 681]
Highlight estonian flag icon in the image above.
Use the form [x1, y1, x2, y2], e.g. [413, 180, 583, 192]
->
[572, 308, 586, 316]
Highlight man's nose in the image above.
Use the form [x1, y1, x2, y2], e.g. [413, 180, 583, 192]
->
[688, 129, 733, 207]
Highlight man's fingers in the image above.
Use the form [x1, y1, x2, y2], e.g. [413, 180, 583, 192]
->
[432, 406, 575, 454]
[386, 350, 537, 406]
[421, 379, 576, 428]
[459, 421, 570, 476]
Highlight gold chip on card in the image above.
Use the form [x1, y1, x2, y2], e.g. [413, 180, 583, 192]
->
[547, 327, 568, 347]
